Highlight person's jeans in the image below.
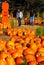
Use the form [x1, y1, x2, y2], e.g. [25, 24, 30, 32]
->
[30, 16, 34, 25]
[18, 17, 21, 26]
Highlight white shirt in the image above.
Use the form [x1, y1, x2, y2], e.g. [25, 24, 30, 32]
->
[17, 11, 23, 19]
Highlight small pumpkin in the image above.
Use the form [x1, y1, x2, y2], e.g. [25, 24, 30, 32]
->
[6, 56, 15, 65]
[30, 43, 37, 54]
[41, 41, 44, 47]
[6, 41, 15, 49]
[0, 52, 10, 59]
[25, 54, 36, 62]
[37, 56, 44, 64]
[28, 61, 36, 65]
[15, 57, 23, 65]
[0, 59, 7, 65]
[23, 48, 34, 56]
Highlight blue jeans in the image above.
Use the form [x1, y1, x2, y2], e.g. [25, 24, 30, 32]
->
[30, 16, 34, 25]
[18, 17, 22, 26]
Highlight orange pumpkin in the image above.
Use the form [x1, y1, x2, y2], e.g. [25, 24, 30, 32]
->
[12, 50, 22, 59]
[7, 28, 12, 36]
[6, 41, 15, 49]
[38, 47, 44, 53]
[6, 56, 15, 65]
[34, 19, 38, 24]
[25, 37, 30, 44]
[30, 43, 37, 54]
[25, 54, 36, 62]
[0, 23, 3, 29]
[37, 19, 41, 24]
[0, 59, 7, 65]
[7, 47, 15, 54]
[0, 41, 6, 52]
[15, 57, 24, 65]
[23, 48, 35, 56]
[0, 30, 3, 34]
[36, 47, 44, 57]
[38, 61, 44, 65]
[17, 28, 23, 36]
[37, 56, 44, 64]
[41, 41, 44, 47]
[0, 52, 10, 59]
[41, 36, 44, 40]
[36, 43, 41, 49]
[28, 61, 36, 65]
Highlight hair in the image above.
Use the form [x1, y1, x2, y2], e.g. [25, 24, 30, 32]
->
[3, 0, 8, 2]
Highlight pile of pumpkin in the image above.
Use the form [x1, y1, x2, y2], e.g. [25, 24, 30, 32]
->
[0, 24, 44, 65]
[34, 19, 43, 24]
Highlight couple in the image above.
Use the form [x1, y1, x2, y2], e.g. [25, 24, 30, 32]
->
[17, 9, 35, 26]
[16, 9, 23, 26]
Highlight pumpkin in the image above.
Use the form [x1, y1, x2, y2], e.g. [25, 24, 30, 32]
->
[12, 49, 22, 59]
[7, 29, 12, 36]
[0, 23, 3, 29]
[6, 56, 15, 65]
[30, 43, 37, 54]
[38, 47, 44, 53]
[19, 39, 25, 44]
[23, 48, 35, 56]
[0, 30, 3, 34]
[41, 41, 44, 47]
[17, 29, 23, 36]
[0, 52, 10, 59]
[38, 61, 44, 65]
[25, 54, 36, 62]
[12, 29, 17, 36]
[15, 57, 24, 65]
[37, 19, 41, 24]
[0, 41, 6, 52]
[7, 47, 15, 54]
[36, 47, 44, 57]
[41, 36, 44, 40]
[25, 37, 30, 44]
[28, 61, 36, 65]
[6, 41, 15, 49]
[36, 51, 44, 57]
[34, 19, 38, 24]
[36, 43, 41, 49]
[37, 56, 44, 64]
[0, 59, 7, 65]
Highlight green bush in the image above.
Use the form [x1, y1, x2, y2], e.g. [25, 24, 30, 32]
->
[36, 27, 44, 37]
[10, 19, 15, 28]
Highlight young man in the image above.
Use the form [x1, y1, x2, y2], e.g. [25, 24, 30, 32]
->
[16, 9, 23, 26]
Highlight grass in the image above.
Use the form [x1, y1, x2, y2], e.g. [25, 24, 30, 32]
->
[36, 26, 44, 37]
